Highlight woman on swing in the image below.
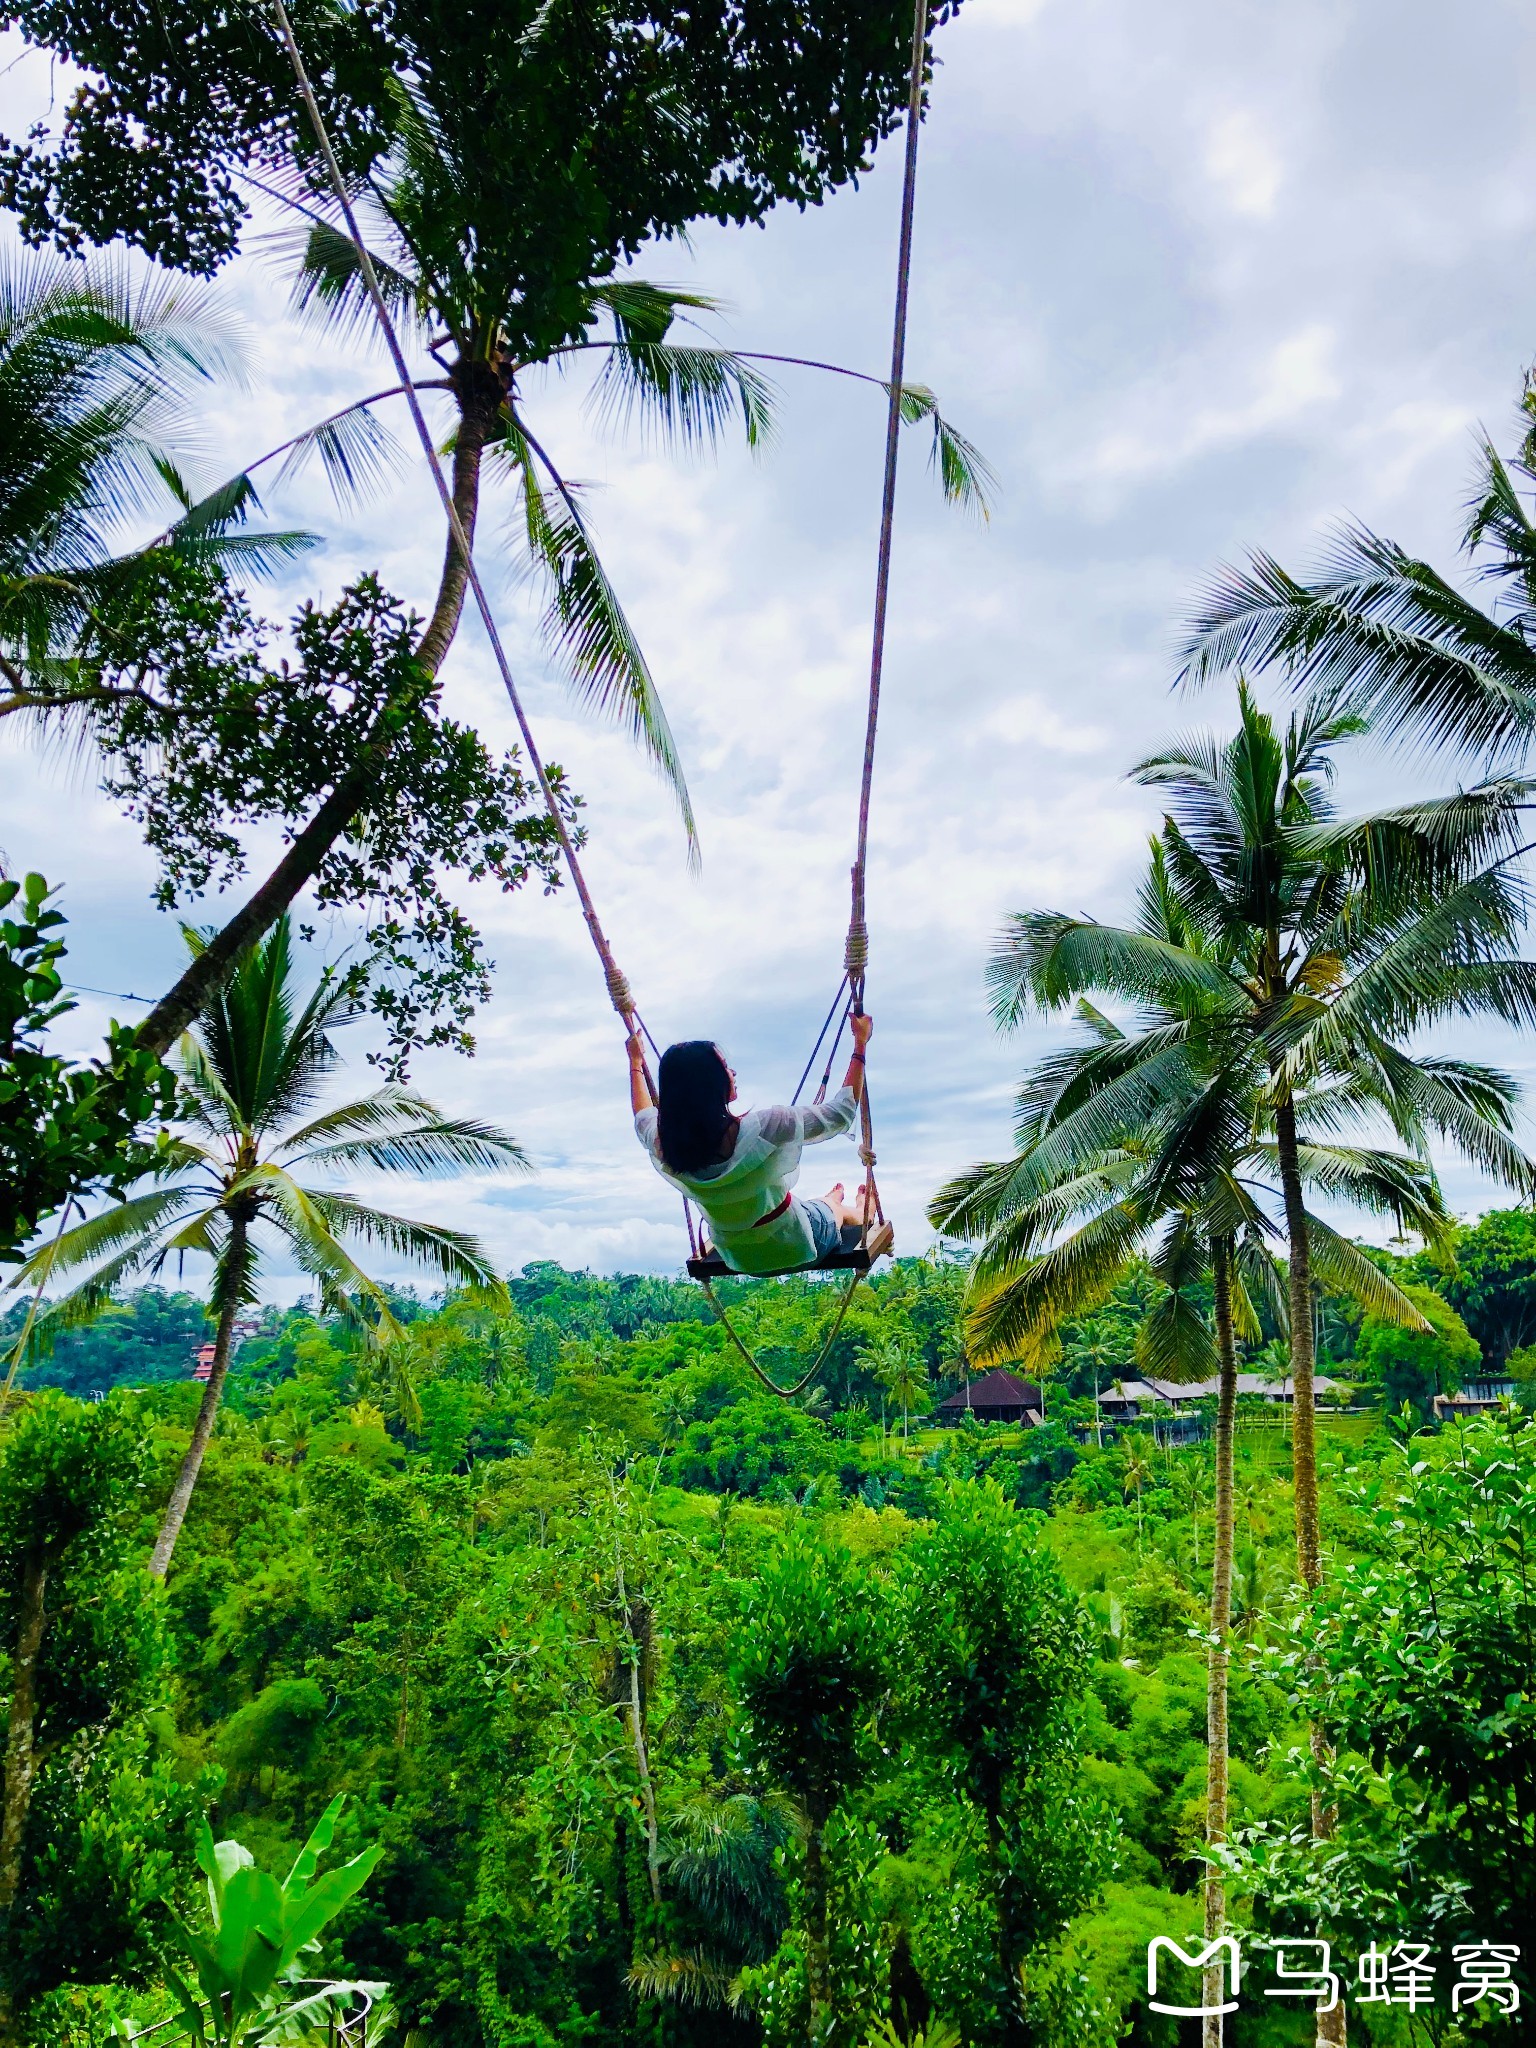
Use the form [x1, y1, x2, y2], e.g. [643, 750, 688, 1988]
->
[628, 1015, 890, 1276]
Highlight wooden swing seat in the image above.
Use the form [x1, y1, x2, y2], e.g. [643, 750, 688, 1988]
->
[686, 1222, 893, 1283]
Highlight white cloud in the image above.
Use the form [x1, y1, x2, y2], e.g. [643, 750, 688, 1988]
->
[1204, 110, 1284, 219]
[6, 0, 1536, 1292]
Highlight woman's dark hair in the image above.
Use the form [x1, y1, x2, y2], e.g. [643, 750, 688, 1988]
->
[656, 1040, 735, 1175]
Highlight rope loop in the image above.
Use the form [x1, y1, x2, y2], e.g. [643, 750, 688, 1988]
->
[700, 1270, 866, 1398]
[604, 963, 634, 1016]
[844, 922, 869, 980]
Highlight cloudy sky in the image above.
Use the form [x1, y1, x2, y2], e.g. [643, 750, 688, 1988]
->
[6, 0, 1536, 1295]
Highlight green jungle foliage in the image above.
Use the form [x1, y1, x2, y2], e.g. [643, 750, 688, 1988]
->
[4, 1252, 1531, 2048]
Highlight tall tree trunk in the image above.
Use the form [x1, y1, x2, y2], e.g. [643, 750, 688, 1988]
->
[136, 366, 504, 1058]
[1203, 1236, 1238, 2048]
[415, 369, 500, 675]
[1273, 1097, 1320, 1592]
[149, 1214, 250, 1578]
[803, 1810, 831, 2027]
[0, 1541, 55, 2048]
[1274, 1097, 1347, 2048]
[614, 1556, 663, 1908]
[608, 1514, 662, 1909]
[134, 708, 423, 1056]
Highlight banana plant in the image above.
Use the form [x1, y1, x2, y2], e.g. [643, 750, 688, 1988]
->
[158, 1796, 383, 2048]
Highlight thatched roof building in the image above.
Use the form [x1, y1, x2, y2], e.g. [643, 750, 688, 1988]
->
[937, 1369, 1043, 1426]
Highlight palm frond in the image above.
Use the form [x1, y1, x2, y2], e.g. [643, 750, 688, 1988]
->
[6, 1185, 201, 1290]
[505, 411, 697, 855]
[298, 1188, 507, 1294]
[243, 1167, 408, 1343]
[1177, 524, 1536, 765]
[287, 217, 424, 352]
[272, 396, 406, 510]
[626, 1950, 740, 2011]
[1362, 1043, 1536, 1200]
[895, 382, 996, 519]
[928, 1148, 1143, 1257]
[587, 342, 775, 453]
[19, 1238, 195, 1358]
[1303, 1215, 1434, 1329]
[1235, 1224, 1288, 1340]
[987, 913, 1236, 1024]
[1291, 780, 1536, 901]
[1135, 1281, 1217, 1382]
[965, 1200, 1148, 1363]
[285, 1091, 528, 1177]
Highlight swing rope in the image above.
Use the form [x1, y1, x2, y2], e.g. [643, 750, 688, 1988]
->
[269, 0, 930, 1399]
[268, 0, 653, 1060]
[679, 0, 926, 1397]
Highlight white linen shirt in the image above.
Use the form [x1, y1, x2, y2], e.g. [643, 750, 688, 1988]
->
[635, 1084, 859, 1275]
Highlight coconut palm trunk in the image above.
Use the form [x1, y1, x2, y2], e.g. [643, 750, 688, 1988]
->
[134, 350, 505, 1059]
[1273, 1096, 1348, 2048]
[1203, 1234, 1238, 2048]
[1274, 1097, 1322, 1593]
[150, 1209, 251, 1577]
[416, 362, 503, 674]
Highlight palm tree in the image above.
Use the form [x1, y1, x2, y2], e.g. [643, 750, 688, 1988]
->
[1120, 1437, 1153, 1551]
[1065, 1315, 1124, 1445]
[8, 916, 525, 1575]
[100, 111, 994, 1055]
[970, 690, 1536, 1592]
[930, 728, 1536, 2048]
[879, 1345, 927, 1447]
[1178, 412, 1536, 771]
[0, 249, 307, 696]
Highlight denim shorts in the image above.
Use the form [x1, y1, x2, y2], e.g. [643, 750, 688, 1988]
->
[800, 1197, 842, 1259]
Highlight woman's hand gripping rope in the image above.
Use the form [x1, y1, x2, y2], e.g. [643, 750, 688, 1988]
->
[627, 1029, 655, 1115]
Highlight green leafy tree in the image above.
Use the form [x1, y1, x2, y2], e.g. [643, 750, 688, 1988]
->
[1219, 1418, 1536, 2014]
[1438, 1207, 1536, 1365]
[899, 1481, 1113, 2046]
[0, 1393, 197, 2048]
[0, 1, 968, 301]
[9, 915, 525, 1576]
[1356, 1281, 1479, 1422]
[0, 873, 177, 1287]
[2, 0, 986, 1055]
[732, 1525, 892, 2031]
[48, 566, 573, 1069]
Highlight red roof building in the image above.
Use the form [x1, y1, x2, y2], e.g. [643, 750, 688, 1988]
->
[192, 1343, 217, 1383]
[937, 1369, 1044, 1426]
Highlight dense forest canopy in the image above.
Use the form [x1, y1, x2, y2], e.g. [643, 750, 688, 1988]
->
[4, 1249, 1532, 2044]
